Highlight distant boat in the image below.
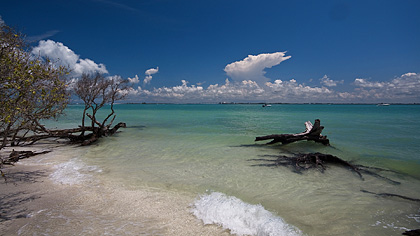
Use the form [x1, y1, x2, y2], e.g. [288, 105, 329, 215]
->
[262, 103, 271, 107]
[377, 103, 390, 106]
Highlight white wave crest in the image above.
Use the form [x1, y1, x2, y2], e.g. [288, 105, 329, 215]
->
[191, 192, 303, 236]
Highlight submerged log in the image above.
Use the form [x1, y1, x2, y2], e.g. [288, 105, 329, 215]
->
[255, 119, 329, 145]
[250, 152, 362, 178]
[249, 152, 401, 184]
[360, 190, 420, 202]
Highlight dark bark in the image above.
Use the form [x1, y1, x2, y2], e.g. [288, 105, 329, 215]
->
[255, 119, 330, 145]
[2, 150, 51, 165]
[10, 122, 126, 146]
[403, 229, 420, 236]
[108, 122, 126, 135]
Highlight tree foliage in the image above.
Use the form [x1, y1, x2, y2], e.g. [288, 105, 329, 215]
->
[1, 24, 128, 177]
[0, 24, 69, 150]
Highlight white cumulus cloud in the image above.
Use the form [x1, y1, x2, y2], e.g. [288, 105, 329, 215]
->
[224, 52, 291, 85]
[320, 75, 343, 87]
[265, 79, 334, 101]
[145, 67, 159, 76]
[144, 75, 153, 84]
[354, 78, 385, 88]
[128, 75, 140, 84]
[31, 40, 108, 77]
[144, 67, 159, 84]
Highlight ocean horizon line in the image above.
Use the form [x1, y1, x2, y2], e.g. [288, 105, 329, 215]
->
[68, 102, 420, 106]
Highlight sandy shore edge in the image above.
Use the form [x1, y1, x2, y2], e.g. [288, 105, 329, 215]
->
[0, 145, 231, 235]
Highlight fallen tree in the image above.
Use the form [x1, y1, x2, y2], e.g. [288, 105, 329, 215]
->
[1, 73, 128, 180]
[1, 25, 129, 181]
[5, 73, 128, 147]
[11, 122, 127, 146]
[255, 119, 330, 145]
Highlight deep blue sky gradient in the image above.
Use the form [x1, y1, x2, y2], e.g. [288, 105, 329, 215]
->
[1, 0, 419, 102]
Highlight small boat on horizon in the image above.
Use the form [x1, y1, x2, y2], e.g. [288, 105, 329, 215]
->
[262, 103, 271, 107]
[377, 103, 390, 106]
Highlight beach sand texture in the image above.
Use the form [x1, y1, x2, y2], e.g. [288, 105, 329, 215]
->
[0, 144, 230, 236]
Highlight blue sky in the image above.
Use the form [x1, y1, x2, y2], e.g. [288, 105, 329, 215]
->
[1, 0, 419, 103]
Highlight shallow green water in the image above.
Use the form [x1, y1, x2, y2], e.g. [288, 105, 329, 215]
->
[48, 104, 420, 235]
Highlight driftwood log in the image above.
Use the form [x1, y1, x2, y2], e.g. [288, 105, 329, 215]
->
[1, 150, 51, 166]
[255, 119, 329, 145]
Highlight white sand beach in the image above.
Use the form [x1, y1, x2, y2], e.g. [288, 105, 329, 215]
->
[0, 144, 230, 235]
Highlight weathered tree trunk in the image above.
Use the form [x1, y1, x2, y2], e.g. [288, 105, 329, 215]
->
[255, 119, 330, 145]
[80, 122, 126, 146]
[2, 150, 51, 165]
[11, 122, 126, 146]
[107, 122, 126, 135]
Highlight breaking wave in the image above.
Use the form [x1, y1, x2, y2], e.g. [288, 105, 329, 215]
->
[191, 191, 303, 236]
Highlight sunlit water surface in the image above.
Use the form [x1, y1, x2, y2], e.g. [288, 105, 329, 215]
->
[25, 104, 420, 235]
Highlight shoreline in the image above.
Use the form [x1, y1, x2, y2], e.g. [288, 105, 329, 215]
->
[77, 102, 420, 105]
[0, 145, 231, 235]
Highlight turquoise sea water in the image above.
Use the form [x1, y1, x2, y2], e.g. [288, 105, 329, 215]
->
[44, 104, 420, 235]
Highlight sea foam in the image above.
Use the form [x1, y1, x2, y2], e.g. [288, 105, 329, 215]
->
[191, 192, 303, 236]
[50, 158, 102, 185]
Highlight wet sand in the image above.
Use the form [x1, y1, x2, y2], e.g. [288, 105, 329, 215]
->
[0, 146, 231, 235]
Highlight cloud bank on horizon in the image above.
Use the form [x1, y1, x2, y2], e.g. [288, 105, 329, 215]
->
[32, 39, 420, 103]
